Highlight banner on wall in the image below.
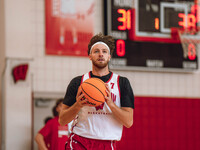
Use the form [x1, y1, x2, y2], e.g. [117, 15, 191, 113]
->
[45, 0, 95, 56]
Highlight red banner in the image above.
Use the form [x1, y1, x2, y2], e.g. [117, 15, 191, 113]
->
[45, 0, 95, 56]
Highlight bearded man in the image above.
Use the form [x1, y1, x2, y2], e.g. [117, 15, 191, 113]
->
[59, 33, 135, 150]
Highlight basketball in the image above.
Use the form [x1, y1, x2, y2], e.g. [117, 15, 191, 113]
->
[80, 78, 106, 107]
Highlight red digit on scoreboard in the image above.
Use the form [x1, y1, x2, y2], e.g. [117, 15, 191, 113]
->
[191, 4, 200, 23]
[116, 40, 125, 57]
[188, 43, 196, 60]
[178, 13, 196, 28]
[117, 9, 131, 30]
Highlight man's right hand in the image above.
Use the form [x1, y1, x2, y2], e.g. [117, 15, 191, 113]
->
[75, 86, 90, 108]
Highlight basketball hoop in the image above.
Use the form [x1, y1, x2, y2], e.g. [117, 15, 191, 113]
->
[177, 27, 200, 60]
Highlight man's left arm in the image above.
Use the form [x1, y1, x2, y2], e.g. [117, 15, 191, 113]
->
[105, 84, 134, 128]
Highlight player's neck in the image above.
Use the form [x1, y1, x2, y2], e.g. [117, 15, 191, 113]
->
[92, 67, 109, 77]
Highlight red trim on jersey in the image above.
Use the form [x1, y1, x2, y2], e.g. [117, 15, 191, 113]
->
[89, 71, 91, 78]
[106, 72, 113, 83]
[117, 76, 121, 99]
[81, 75, 84, 84]
[71, 116, 79, 133]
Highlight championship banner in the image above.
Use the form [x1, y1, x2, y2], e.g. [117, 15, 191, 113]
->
[45, 0, 95, 56]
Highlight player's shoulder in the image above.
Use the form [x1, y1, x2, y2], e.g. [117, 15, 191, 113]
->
[69, 75, 82, 85]
[117, 75, 132, 89]
[66, 75, 83, 91]
[118, 75, 129, 83]
[72, 75, 82, 81]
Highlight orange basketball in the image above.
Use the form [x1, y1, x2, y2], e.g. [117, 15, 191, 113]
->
[80, 78, 106, 107]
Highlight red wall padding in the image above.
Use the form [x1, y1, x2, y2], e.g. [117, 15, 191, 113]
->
[117, 96, 200, 150]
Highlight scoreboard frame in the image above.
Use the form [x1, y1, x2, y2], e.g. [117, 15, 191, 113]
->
[104, 0, 199, 72]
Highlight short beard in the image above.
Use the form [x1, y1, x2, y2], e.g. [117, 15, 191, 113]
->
[92, 59, 109, 69]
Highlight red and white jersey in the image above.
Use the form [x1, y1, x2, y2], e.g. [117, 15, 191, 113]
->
[72, 72, 123, 141]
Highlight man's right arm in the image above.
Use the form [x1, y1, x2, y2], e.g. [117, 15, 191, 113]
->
[59, 87, 89, 126]
[59, 103, 80, 126]
[35, 133, 48, 150]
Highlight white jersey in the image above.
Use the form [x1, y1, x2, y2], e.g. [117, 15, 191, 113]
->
[72, 72, 123, 141]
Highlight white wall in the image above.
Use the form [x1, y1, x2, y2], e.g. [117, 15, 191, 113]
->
[118, 71, 200, 98]
[4, 59, 32, 150]
[0, 0, 6, 147]
[5, 0, 33, 59]
[1, 0, 200, 150]
[2, 0, 33, 149]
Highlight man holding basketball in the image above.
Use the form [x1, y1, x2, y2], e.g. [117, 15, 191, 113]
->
[59, 33, 134, 150]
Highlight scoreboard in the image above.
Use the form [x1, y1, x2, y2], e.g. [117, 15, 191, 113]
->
[104, 0, 199, 72]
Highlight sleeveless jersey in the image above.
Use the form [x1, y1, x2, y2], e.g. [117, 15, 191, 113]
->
[72, 72, 123, 141]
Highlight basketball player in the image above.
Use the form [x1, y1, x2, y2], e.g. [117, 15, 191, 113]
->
[59, 33, 134, 150]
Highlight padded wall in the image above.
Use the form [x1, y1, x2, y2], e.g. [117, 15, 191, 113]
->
[117, 96, 200, 150]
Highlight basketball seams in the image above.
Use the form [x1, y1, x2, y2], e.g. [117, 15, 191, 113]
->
[81, 84, 104, 103]
[81, 77, 106, 106]
[84, 81, 106, 98]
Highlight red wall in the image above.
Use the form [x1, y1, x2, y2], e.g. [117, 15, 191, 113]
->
[117, 96, 200, 150]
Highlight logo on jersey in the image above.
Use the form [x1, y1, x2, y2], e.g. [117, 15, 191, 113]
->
[111, 93, 116, 102]
[95, 92, 116, 111]
[95, 103, 104, 111]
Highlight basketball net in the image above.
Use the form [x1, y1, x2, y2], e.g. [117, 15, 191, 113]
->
[177, 1, 200, 60]
[178, 27, 200, 60]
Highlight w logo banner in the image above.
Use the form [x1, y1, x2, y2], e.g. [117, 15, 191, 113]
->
[12, 64, 28, 83]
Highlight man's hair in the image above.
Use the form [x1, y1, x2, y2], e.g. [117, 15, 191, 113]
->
[88, 33, 115, 55]
[52, 98, 63, 117]
[44, 116, 53, 124]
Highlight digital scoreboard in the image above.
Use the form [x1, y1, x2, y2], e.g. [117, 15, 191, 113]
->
[104, 0, 199, 72]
